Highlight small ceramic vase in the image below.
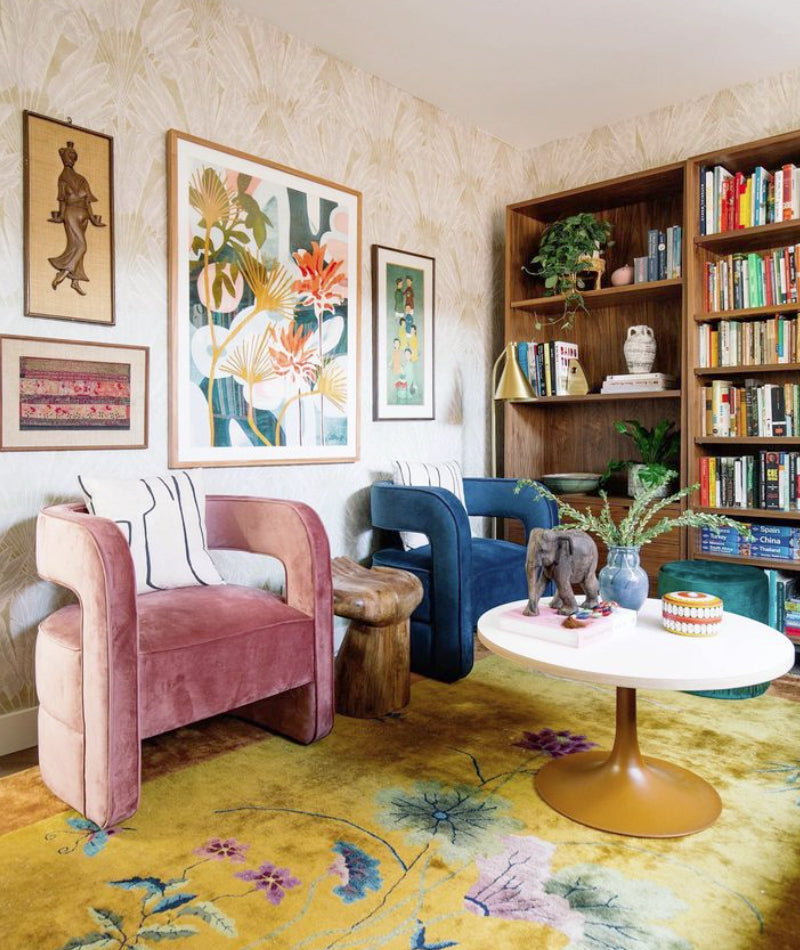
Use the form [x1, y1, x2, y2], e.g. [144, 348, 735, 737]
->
[610, 264, 634, 286]
[598, 545, 649, 611]
[623, 325, 656, 373]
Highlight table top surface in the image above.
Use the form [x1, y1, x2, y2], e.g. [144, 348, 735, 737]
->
[477, 598, 795, 690]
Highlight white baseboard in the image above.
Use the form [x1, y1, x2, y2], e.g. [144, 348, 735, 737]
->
[0, 706, 38, 756]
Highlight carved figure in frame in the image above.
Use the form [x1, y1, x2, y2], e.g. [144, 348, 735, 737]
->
[523, 527, 600, 617]
[48, 140, 105, 296]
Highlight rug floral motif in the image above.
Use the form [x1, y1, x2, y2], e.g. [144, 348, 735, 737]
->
[2, 657, 799, 949]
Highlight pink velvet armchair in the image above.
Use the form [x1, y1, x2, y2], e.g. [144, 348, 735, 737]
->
[35, 495, 334, 828]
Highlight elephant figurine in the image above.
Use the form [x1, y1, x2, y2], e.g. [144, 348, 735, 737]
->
[523, 527, 600, 617]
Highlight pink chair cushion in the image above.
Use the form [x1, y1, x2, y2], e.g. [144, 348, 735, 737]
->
[39, 585, 316, 740]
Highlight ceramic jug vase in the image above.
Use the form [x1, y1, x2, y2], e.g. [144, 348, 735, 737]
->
[623, 325, 656, 374]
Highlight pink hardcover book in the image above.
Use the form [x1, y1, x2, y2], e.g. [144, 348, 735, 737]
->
[497, 604, 636, 647]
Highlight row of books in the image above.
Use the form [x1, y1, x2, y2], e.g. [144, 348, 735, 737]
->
[633, 226, 682, 282]
[698, 452, 800, 511]
[700, 381, 799, 438]
[765, 569, 800, 640]
[699, 163, 800, 235]
[600, 372, 676, 394]
[696, 316, 798, 368]
[516, 341, 579, 397]
[702, 246, 800, 313]
[699, 523, 800, 563]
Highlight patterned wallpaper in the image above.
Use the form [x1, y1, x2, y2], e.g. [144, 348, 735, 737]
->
[0, 0, 525, 717]
[1, 0, 799, 722]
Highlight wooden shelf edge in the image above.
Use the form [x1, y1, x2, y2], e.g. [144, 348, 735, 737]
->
[694, 506, 800, 521]
[694, 362, 800, 376]
[694, 302, 800, 322]
[510, 390, 681, 405]
[510, 278, 682, 315]
[693, 552, 800, 571]
[695, 437, 800, 445]
[694, 217, 800, 251]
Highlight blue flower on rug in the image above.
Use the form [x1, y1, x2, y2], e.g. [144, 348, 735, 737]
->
[45, 816, 134, 857]
[376, 781, 521, 861]
[329, 841, 382, 903]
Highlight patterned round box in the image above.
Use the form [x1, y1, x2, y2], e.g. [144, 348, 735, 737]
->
[662, 590, 723, 637]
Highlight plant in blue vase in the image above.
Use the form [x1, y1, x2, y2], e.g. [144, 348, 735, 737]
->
[516, 472, 752, 610]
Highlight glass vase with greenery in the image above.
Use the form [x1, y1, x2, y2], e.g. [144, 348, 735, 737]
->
[522, 212, 613, 329]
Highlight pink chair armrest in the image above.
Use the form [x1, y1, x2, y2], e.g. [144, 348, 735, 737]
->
[36, 503, 140, 826]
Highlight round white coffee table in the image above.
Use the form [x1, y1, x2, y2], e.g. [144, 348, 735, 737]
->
[477, 597, 794, 838]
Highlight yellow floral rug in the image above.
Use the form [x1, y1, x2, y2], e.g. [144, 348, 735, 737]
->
[2, 656, 800, 949]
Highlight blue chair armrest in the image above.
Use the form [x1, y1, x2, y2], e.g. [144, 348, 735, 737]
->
[371, 480, 472, 548]
[463, 477, 558, 539]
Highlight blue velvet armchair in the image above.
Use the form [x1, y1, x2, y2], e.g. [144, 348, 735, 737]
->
[370, 477, 558, 681]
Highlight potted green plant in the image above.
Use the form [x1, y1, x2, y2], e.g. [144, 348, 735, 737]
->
[602, 419, 680, 498]
[522, 213, 613, 328]
[516, 473, 751, 610]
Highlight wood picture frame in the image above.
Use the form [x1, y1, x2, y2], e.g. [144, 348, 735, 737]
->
[167, 130, 361, 467]
[23, 111, 115, 325]
[0, 335, 148, 451]
[372, 244, 435, 420]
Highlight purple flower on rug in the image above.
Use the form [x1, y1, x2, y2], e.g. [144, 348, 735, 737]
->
[194, 837, 250, 863]
[514, 728, 596, 758]
[236, 861, 300, 905]
[329, 841, 382, 903]
[464, 834, 583, 940]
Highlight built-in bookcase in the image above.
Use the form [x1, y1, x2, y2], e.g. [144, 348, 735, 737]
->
[687, 131, 800, 573]
[503, 164, 686, 588]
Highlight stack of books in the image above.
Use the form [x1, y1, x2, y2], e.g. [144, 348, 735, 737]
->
[699, 451, 800, 510]
[697, 315, 798, 367]
[700, 380, 799, 437]
[633, 225, 682, 283]
[703, 244, 800, 312]
[699, 163, 800, 235]
[699, 523, 800, 563]
[517, 341, 579, 397]
[600, 372, 675, 394]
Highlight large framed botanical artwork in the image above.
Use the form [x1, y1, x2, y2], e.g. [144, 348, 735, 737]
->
[167, 130, 361, 467]
[23, 111, 115, 325]
[372, 245, 434, 420]
[0, 335, 148, 450]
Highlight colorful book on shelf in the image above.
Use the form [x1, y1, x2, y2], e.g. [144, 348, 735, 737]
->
[496, 603, 636, 648]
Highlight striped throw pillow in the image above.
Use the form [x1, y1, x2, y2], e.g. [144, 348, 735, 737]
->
[391, 459, 468, 550]
[78, 471, 224, 594]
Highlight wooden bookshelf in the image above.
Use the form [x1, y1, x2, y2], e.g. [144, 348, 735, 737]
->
[504, 130, 800, 587]
[503, 163, 687, 575]
[686, 129, 800, 566]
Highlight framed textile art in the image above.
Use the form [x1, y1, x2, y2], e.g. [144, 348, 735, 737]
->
[23, 111, 115, 325]
[167, 130, 361, 467]
[372, 245, 434, 420]
[0, 335, 148, 450]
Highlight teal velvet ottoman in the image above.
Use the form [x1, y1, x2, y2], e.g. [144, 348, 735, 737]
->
[658, 560, 771, 699]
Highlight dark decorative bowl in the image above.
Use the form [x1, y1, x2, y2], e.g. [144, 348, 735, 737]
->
[538, 473, 602, 495]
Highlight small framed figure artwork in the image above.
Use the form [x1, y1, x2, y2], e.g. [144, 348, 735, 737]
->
[372, 245, 434, 420]
[23, 111, 115, 325]
[0, 335, 148, 451]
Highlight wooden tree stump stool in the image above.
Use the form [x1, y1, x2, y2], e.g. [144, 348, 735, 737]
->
[332, 556, 423, 718]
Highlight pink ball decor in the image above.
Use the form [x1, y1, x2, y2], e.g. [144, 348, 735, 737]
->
[610, 264, 634, 286]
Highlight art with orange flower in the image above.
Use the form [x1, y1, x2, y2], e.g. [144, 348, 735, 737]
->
[168, 131, 361, 466]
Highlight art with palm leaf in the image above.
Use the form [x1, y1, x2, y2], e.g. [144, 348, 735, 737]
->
[167, 131, 361, 466]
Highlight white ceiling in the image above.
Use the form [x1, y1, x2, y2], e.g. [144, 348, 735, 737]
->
[231, 0, 800, 150]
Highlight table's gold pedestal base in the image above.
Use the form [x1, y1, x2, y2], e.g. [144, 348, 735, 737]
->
[535, 687, 722, 837]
